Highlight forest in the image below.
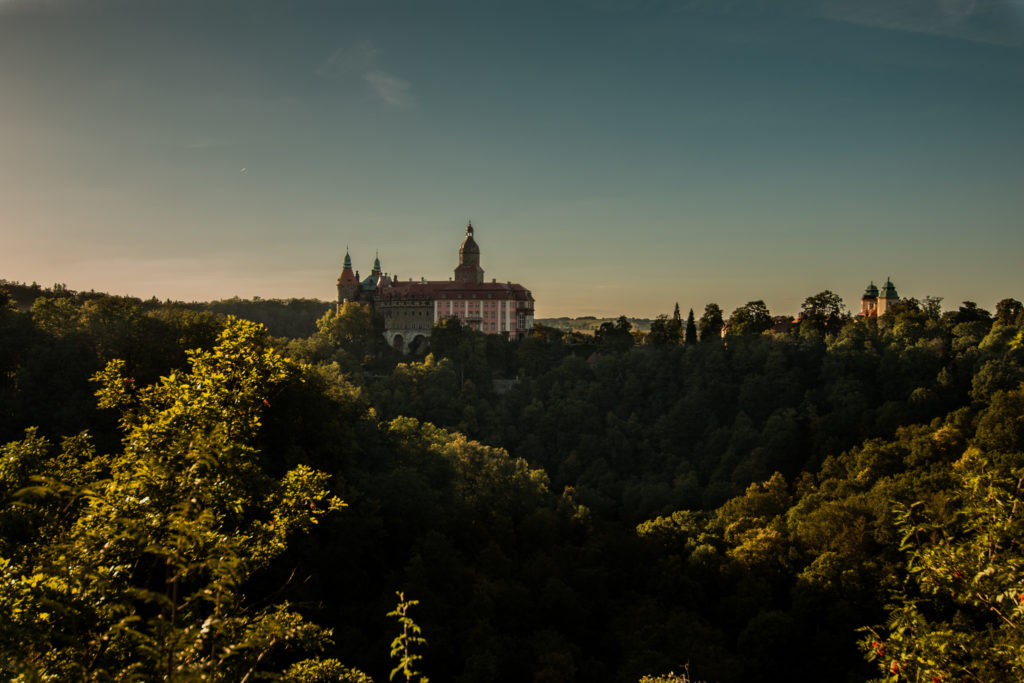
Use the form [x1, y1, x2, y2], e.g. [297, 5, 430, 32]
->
[2, 278, 1024, 682]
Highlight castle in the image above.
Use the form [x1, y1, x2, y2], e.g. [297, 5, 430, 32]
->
[859, 278, 899, 316]
[337, 222, 535, 352]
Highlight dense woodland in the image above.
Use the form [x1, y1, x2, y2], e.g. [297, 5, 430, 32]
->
[2, 279, 1024, 682]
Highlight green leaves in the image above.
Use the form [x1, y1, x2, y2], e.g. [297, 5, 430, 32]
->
[863, 444, 1024, 681]
[387, 591, 429, 683]
[0, 317, 353, 680]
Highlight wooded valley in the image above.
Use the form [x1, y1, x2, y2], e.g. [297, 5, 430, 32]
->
[2, 280, 1023, 682]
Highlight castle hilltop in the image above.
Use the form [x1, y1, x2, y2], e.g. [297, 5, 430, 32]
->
[337, 222, 535, 353]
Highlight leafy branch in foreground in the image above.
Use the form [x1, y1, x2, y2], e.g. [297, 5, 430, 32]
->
[861, 425, 1024, 681]
[388, 591, 429, 683]
[0, 317, 353, 680]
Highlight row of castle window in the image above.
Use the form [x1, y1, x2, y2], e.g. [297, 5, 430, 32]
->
[444, 310, 504, 319]
[389, 299, 526, 307]
[438, 301, 510, 310]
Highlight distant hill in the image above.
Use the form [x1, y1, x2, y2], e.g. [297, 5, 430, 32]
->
[2, 280, 655, 338]
[0, 279, 332, 339]
[536, 316, 653, 333]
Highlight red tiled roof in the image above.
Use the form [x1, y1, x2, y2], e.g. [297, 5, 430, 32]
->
[378, 280, 533, 302]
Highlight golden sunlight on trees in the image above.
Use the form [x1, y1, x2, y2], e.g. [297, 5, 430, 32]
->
[0, 318, 350, 680]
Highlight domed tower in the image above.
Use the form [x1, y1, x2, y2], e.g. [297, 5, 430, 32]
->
[360, 252, 385, 294]
[336, 248, 358, 306]
[454, 221, 484, 284]
[878, 277, 899, 315]
[860, 281, 879, 317]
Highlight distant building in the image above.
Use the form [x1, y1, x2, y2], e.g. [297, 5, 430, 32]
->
[336, 222, 535, 352]
[860, 278, 899, 317]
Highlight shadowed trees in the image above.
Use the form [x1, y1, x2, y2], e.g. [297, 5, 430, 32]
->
[0, 319, 350, 680]
[698, 304, 724, 342]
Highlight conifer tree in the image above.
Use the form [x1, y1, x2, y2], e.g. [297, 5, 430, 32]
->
[685, 308, 697, 345]
[666, 302, 683, 343]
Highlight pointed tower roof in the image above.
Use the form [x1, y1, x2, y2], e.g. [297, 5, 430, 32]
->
[863, 281, 879, 298]
[337, 247, 358, 287]
[880, 277, 898, 299]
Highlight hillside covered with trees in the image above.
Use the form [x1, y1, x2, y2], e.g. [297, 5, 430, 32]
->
[2, 280, 1023, 682]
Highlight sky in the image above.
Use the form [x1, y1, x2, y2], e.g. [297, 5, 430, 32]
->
[2, 0, 1023, 318]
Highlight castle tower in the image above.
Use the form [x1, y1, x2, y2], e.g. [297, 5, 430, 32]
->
[336, 248, 358, 305]
[860, 281, 879, 317]
[358, 253, 385, 298]
[878, 277, 899, 315]
[453, 221, 484, 284]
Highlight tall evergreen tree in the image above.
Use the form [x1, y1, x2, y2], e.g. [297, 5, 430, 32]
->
[685, 308, 697, 345]
[665, 303, 683, 343]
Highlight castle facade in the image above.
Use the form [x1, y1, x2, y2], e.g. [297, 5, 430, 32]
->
[337, 223, 535, 352]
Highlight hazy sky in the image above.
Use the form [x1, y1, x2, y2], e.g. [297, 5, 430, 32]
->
[2, 0, 1023, 317]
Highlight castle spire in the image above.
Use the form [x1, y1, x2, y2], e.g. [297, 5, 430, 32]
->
[337, 246, 359, 305]
[454, 220, 484, 284]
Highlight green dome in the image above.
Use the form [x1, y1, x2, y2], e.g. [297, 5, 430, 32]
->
[460, 222, 480, 256]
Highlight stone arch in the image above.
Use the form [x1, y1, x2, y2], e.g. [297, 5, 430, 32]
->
[392, 334, 405, 353]
[409, 334, 428, 354]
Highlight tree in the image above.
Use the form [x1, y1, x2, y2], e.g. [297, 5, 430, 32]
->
[685, 308, 697, 345]
[922, 296, 944, 321]
[317, 302, 378, 360]
[666, 303, 683, 343]
[646, 306, 682, 346]
[995, 298, 1024, 327]
[726, 301, 772, 337]
[862, 447, 1024, 681]
[0, 318, 350, 680]
[799, 290, 849, 333]
[952, 300, 992, 324]
[647, 315, 674, 346]
[430, 317, 490, 387]
[388, 592, 429, 683]
[595, 316, 634, 352]
[698, 304, 724, 343]
[862, 387, 1024, 681]
[639, 668, 705, 683]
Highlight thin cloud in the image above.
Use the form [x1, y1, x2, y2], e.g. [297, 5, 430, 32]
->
[815, 0, 1024, 47]
[318, 40, 417, 108]
[363, 70, 416, 108]
[317, 40, 379, 79]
